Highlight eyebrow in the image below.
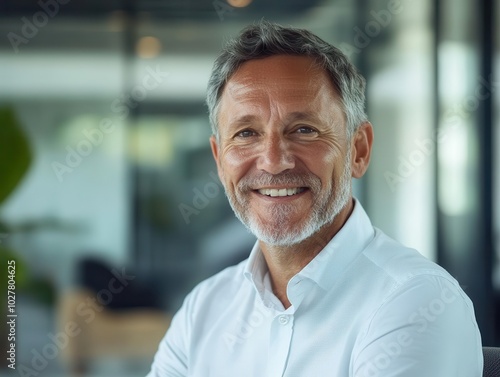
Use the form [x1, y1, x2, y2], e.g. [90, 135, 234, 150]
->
[230, 114, 258, 126]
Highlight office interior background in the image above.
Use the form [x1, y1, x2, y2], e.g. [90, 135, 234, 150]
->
[0, 0, 498, 375]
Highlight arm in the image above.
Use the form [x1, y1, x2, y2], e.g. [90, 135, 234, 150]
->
[352, 275, 483, 377]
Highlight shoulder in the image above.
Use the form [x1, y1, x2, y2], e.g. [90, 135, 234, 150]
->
[355, 227, 478, 334]
[354, 227, 478, 319]
[360, 227, 458, 289]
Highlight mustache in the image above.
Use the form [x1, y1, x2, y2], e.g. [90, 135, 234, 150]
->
[238, 171, 322, 191]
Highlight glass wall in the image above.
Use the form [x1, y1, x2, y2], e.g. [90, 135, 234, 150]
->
[436, 0, 497, 344]
[362, 0, 435, 261]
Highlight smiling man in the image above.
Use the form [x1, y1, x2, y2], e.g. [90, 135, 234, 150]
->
[147, 21, 482, 377]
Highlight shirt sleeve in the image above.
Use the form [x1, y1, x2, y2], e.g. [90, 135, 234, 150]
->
[145, 293, 192, 377]
[351, 274, 483, 377]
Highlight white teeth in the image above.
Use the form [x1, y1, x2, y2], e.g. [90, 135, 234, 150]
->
[257, 188, 304, 197]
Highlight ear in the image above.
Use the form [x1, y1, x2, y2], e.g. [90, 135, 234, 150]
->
[350, 122, 373, 178]
[210, 135, 224, 182]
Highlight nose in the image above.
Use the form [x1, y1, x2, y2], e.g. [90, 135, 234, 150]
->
[256, 133, 295, 175]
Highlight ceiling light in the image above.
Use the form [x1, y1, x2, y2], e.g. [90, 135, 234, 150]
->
[227, 0, 253, 8]
[136, 36, 162, 59]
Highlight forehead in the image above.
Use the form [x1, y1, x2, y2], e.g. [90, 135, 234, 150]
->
[223, 55, 336, 100]
[218, 55, 342, 124]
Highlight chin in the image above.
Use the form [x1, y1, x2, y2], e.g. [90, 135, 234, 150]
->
[248, 216, 321, 247]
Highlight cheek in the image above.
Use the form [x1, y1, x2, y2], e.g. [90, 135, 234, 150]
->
[220, 146, 255, 183]
[301, 144, 339, 178]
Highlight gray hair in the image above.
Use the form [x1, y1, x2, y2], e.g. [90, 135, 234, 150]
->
[206, 20, 368, 141]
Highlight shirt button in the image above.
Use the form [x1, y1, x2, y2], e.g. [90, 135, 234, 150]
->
[278, 315, 289, 325]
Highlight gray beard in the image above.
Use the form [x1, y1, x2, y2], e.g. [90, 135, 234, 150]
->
[222, 153, 352, 247]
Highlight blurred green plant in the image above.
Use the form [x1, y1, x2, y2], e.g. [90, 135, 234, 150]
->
[0, 107, 32, 204]
[0, 107, 32, 368]
[0, 108, 86, 302]
[0, 108, 85, 368]
[0, 107, 71, 305]
[0, 108, 32, 295]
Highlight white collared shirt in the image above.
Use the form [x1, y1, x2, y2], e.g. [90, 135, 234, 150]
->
[147, 200, 482, 377]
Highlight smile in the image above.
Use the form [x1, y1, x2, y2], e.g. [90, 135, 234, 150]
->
[257, 187, 306, 197]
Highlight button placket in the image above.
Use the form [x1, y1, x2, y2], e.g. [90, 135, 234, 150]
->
[267, 314, 294, 377]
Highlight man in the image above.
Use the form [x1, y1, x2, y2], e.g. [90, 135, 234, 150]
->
[147, 21, 482, 376]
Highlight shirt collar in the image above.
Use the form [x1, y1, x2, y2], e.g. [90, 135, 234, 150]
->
[244, 241, 269, 297]
[243, 198, 375, 293]
[298, 198, 375, 290]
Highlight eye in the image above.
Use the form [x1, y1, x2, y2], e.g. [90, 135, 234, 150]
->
[236, 129, 257, 138]
[295, 126, 317, 134]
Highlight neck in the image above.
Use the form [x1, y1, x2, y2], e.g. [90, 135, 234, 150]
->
[260, 198, 354, 309]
